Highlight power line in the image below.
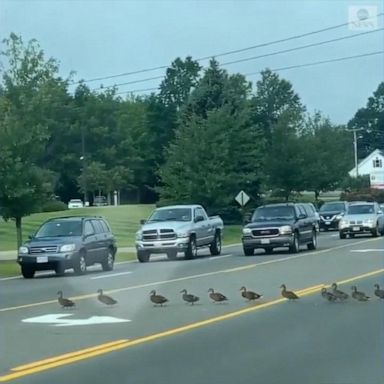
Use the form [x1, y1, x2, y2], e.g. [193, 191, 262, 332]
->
[74, 13, 384, 85]
[107, 50, 384, 95]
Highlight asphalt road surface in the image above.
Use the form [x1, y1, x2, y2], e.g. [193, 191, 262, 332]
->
[1, 232, 383, 384]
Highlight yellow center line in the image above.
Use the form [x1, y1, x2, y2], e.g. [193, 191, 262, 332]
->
[1, 267, 383, 382]
[0, 236, 379, 313]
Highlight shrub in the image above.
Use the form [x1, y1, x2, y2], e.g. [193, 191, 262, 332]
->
[41, 200, 68, 212]
[340, 188, 384, 203]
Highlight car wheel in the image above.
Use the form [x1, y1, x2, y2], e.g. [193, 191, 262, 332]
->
[137, 250, 150, 263]
[243, 246, 254, 256]
[209, 231, 222, 256]
[264, 247, 273, 255]
[21, 265, 35, 279]
[372, 225, 380, 238]
[289, 232, 300, 253]
[185, 237, 197, 259]
[102, 249, 115, 271]
[339, 232, 346, 239]
[307, 230, 317, 250]
[167, 250, 178, 260]
[73, 252, 87, 275]
[55, 262, 66, 276]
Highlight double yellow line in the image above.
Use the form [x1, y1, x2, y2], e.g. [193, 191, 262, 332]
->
[1, 268, 383, 382]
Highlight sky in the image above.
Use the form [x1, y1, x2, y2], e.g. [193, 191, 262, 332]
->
[0, 0, 383, 124]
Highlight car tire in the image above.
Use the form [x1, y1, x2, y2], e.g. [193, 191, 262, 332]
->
[73, 252, 87, 275]
[209, 231, 222, 256]
[339, 232, 346, 239]
[137, 250, 150, 263]
[264, 247, 273, 255]
[289, 232, 300, 253]
[102, 249, 115, 271]
[372, 225, 380, 238]
[167, 250, 178, 260]
[243, 247, 254, 256]
[185, 237, 197, 260]
[55, 263, 66, 276]
[307, 230, 317, 250]
[21, 265, 35, 279]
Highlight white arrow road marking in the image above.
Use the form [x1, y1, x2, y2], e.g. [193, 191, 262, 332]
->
[90, 271, 133, 280]
[22, 314, 131, 327]
[351, 249, 384, 253]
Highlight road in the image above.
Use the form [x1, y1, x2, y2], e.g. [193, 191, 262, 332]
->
[0, 232, 383, 383]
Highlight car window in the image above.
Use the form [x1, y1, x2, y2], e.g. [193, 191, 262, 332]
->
[320, 202, 346, 212]
[252, 206, 295, 221]
[347, 205, 375, 215]
[91, 220, 104, 234]
[297, 205, 307, 217]
[84, 221, 95, 236]
[99, 220, 110, 233]
[196, 208, 207, 220]
[302, 204, 312, 217]
[148, 208, 192, 222]
[35, 220, 82, 238]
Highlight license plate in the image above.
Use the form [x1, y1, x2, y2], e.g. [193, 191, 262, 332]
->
[352, 226, 360, 232]
[261, 239, 270, 244]
[325, 221, 331, 225]
[36, 256, 48, 263]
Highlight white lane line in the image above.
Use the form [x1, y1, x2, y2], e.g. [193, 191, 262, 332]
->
[351, 249, 384, 253]
[90, 272, 133, 280]
[208, 254, 233, 261]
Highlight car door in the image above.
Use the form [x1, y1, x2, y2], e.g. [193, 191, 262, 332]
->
[91, 220, 107, 261]
[297, 205, 311, 242]
[196, 207, 214, 246]
[83, 220, 99, 264]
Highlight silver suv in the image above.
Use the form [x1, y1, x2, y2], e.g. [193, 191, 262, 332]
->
[339, 202, 384, 239]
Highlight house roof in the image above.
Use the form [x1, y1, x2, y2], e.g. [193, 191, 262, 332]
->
[349, 149, 384, 174]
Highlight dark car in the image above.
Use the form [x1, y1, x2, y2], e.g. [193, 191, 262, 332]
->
[318, 201, 348, 231]
[17, 216, 117, 278]
[242, 203, 318, 255]
[93, 196, 108, 206]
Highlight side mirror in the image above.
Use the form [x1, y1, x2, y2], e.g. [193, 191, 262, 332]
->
[378, 210, 383, 215]
[194, 215, 205, 223]
[140, 219, 146, 225]
[297, 214, 307, 220]
[28, 234, 35, 240]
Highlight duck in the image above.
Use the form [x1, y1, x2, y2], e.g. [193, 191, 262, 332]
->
[180, 289, 200, 305]
[150, 290, 169, 306]
[280, 284, 299, 300]
[330, 283, 348, 301]
[97, 289, 118, 306]
[208, 288, 228, 303]
[374, 284, 384, 299]
[351, 286, 370, 301]
[321, 288, 337, 302]
[240, 286, 263, 301]
[57, 291, 75, 308]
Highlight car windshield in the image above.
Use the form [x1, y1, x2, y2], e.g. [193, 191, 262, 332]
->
[347, 205, 375, 215]
[252, 206, 295, 221]
[35, 221, 82, 237]
[320, 203, 346, 212]
[147, 208, 192, 222]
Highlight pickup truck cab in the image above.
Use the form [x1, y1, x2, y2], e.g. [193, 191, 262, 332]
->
[135, 205, 223, 262]
[242, 203, 318, 256]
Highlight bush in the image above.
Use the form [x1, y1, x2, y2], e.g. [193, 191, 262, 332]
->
[340, 188, 384, 203]
[41, 200, 68, 212]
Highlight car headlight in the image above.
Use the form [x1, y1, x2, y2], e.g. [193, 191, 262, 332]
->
[339, 219, 348, 227]
[19, 246, 29, 254]
[364, 219, 374, 226]
[242, 228, 252, 235]
[135, 231, 142, 241]
[335, 215, 342, 220]
[279, 225, 293, 234]
[177, 232, 189, 238]
[59, 244, 76, 252]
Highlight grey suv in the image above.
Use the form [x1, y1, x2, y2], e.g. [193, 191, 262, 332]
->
[17, 216, 117, 278]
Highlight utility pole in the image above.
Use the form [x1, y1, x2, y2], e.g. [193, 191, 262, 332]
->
[353, 129, 358, 177]
[81, 125, 88, 206]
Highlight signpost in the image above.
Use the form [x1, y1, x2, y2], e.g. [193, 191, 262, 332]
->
[235, 190, 250, 223]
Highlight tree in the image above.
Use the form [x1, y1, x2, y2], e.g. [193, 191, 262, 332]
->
[0, 33, 62, 247]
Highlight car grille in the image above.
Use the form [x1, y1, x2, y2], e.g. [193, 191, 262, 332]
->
[349, 220, 363, 225]
[142, 229, 176, 241]
[29, 246, 58, 254]
[252, 228, 279, 237]
[320, 215, 335, 221]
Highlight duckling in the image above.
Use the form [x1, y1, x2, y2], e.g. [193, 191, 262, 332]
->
[97, 289, 117, 306]
[321, 288, 337, 302]
[280, 284, 299, 300]
[208, 288, 228, 303]
[330, 283, 348, 301]
[351, 286, 370, 302]
[374, 284, 384, 299]
[240, 286, 263, 301]
[150, 290, 168, 306]
[180, 289, 199, 305]
[57, 291, 75, 308]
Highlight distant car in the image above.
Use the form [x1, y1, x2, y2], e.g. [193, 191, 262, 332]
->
[68, 199, 84, 209]
[17, 216, 117, 278]
[94, 196, 108, 206]
[339, 201, 384, 239]
[319, 201, 349, 231]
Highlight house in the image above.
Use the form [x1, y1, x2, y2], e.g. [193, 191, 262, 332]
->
[349, 149, 384, 189]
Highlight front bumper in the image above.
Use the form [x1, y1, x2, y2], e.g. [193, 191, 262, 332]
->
[135, 238, 190, 253]
[242, 235, 294, 249]
[320, 219, 340, 230]
[17, 252, 79, 270]
[339, 225, 375, 235]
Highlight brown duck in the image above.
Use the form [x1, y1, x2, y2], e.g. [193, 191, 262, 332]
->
[150, 290, 169, 306]
[57, 291, 75, 308]
[331, 283, 348, 301]
[351, 286, 370, 301]
[97, 289, 118, 306]
[321, 288, 337, 302]
[208, 288, 228, 303]
[240, 286, 263, 301]
[180, 289, 200, 305]
[374, 284, 384, 299]
[280, 284, 299, 300]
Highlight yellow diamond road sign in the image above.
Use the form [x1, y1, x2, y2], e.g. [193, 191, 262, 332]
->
[235, 190, 250, 207]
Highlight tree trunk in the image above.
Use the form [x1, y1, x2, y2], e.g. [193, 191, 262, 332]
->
[15, 216, 22, 249]
[107, 192, 111, 205]
[314, 190, 319, 201]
